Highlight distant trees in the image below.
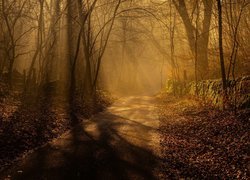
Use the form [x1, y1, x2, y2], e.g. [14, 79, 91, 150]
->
[155, 0, 250, 82]
[214, 0, 250, 89]
[0, 0, 249, 98]
[0, 0, 29, 87]
[173, 0, 213, 80]
[223, 0, 250, 80]
[0, 0, 126, 103]
[67, 0, 122, 99]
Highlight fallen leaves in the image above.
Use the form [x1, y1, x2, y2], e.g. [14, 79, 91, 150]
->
[158, 95, 250, 179]
[0, 87, 113, 173]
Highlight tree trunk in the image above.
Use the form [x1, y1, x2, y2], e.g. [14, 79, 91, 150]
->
[217, 0, 227, 91]
[173, 0, 213, 79]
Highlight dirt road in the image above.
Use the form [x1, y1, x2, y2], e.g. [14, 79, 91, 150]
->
[1, 96, 161, 180]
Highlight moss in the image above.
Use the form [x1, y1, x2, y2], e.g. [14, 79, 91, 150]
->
[164, 76, 250, 109]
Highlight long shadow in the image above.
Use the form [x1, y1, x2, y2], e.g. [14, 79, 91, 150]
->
[0, 84, 57, 178]
[49, 111, 159, 180]
[82, 112, 159, 179]
[1, 103, 160, 180]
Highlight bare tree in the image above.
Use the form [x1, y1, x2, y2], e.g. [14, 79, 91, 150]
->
[217, 0, 227, 93]
[173, 0, 213, 80]
[1, 0, 28, 87]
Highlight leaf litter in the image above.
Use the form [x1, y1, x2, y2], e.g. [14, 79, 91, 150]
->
[157, 94, 249, 179]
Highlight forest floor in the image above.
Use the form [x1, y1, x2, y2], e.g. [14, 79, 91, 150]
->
[0, 96, 161, 180]
[0, 83, 112, 175]
[0, 93, 249, 179]
[158, 94, 249, 179]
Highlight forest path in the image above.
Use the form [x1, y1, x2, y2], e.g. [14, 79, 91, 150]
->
[2, 96, 161, 180]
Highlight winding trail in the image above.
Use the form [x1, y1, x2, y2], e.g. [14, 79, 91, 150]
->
[2, 96, 161, 180]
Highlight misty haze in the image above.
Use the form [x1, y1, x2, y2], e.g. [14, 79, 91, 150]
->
[0, 0, 249, 179]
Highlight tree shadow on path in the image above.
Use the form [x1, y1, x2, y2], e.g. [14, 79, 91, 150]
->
[1, 103, 160, 180]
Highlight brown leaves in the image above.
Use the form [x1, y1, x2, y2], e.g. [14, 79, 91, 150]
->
[0, 88, 113, 173]
[158, 95, 249, 179]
